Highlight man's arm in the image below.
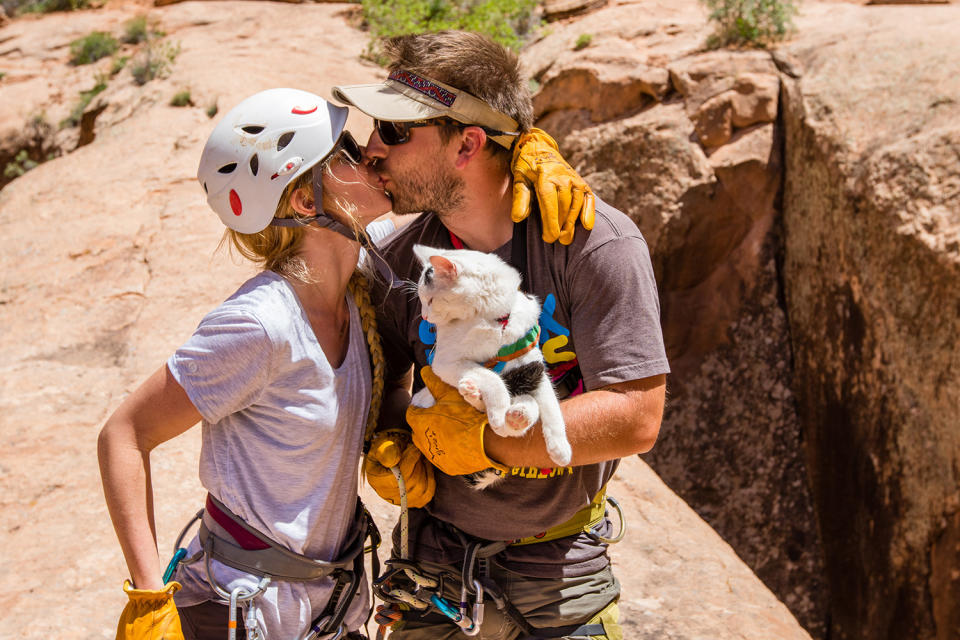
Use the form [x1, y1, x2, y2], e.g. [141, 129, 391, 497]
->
[484, 375, 666, 468]
[378, 365, 413, 430]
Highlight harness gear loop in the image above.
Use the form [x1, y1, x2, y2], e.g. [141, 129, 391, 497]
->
[586, 496, 626, 545]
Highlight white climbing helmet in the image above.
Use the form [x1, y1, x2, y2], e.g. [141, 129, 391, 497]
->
[197, 88, 349, 234]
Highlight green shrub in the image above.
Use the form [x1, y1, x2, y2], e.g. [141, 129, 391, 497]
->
[206, 102, 218, 119]
[701, 0, 798, 48]
[170, 90, 192, 107]
[61, 81, 107, 128]
[69, 31, 119, 65]
[574, 33, 592, 50]
[13, 0, 89, 14]
[360, 0, 540, 65]
[122, 15, 163, 44]
[110, 55, 129, 76]
[130, 40, 180, 86]
[3, 149, 38, 179]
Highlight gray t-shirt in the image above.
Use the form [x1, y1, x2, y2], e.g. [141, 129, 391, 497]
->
[168, 270, 371, 635]
[374, 198, 669, 577]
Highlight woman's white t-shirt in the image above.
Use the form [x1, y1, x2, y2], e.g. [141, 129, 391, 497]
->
[167, 270, 372, 636]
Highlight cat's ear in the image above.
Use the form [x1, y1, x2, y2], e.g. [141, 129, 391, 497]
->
[412, 244, 433, 266]
[429, 255, 459, 281]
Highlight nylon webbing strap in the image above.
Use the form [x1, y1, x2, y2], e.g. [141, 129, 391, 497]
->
[517, 623, 607, 639]
[200, 494, 365, 582]
[509, 485, 607, 546]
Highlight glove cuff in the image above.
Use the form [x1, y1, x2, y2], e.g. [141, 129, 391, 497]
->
[480, 427, 511, 475]
[123, 579, 181, 602]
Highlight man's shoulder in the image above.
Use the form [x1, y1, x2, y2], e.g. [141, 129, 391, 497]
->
[529, 197, 647, 272]
[581, 197, 646, 250]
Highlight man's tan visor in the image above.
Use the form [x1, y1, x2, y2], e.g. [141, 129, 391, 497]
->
[332, 69, 521, 149]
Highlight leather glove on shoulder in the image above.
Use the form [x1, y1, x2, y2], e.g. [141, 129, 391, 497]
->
[364, 429, 436, 508]
[116, 580, 184, 640]
[405, 367, 511, 477]
[511, 128, 596, 245]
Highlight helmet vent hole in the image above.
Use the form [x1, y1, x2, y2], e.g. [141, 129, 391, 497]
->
[218, 163, 238, 174]
[240, 125, 265, 135]
[277, 132, 295, 151]
[249, 154, 259, 176]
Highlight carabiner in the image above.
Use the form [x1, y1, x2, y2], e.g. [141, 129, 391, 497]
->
[586, 496, 626, 544]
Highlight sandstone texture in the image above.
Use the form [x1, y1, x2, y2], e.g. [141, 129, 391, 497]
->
[525, 4, 827, 636]
[524, 1, 960, 638]
[781, 3, 960, 639]
[0, 2, 812, 639]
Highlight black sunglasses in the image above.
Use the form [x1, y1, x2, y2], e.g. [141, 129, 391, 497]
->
[374, 118, 459, 146]
[330, 130, 362, 164]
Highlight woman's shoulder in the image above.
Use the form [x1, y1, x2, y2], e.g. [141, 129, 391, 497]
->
[201, 271, 298, 333]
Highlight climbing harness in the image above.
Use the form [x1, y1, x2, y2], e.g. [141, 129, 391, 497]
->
[164, 494, 380, 640]
[371, 476, 626, 638]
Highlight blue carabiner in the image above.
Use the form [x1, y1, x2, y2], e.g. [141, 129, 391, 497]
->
[430, 594, 463, 622]
[162, 548, 187, 584]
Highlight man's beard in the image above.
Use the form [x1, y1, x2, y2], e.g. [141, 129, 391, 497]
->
[383, 158, 465, 217]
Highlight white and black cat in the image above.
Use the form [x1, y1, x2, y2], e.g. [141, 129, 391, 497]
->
[409, 244, 571, 488]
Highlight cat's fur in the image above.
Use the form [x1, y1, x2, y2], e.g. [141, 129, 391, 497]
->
[409, 245, 571, 488]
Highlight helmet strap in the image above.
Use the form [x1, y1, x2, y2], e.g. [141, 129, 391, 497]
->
[270, 166, 402, 288]
[268, 166, 363, 244]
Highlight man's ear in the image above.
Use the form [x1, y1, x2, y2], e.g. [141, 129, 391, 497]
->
[289, 186, 316, 216]
[453, 126, 488, 170]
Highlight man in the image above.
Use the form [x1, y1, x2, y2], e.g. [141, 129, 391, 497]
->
[334, 31, 668, 639]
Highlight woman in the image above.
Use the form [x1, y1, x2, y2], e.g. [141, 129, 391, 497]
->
[98, 88, 395, 640]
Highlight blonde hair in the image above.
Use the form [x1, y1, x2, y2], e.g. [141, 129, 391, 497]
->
[348, 272, 385, 447]
[222, 162, 385, 449]
[221, 163, 370, 282]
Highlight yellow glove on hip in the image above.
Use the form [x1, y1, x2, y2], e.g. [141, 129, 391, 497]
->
[511, 128, 596, 245]
[406, 367, 511, 477]
[116, 580, 184, 640]
[364, 429, 436, 508]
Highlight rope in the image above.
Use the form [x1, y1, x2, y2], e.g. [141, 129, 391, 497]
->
[348, 272, 385, 448]
[389, 466, 409, 561]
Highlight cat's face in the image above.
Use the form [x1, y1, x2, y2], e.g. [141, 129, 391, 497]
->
[412, 245, 521, 326]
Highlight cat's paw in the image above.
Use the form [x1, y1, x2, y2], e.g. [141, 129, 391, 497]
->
[504, 396, 539, 434]
[410, 387, 436, 409]
[546, 435, 573, 467]
[457, 377, 486, 411]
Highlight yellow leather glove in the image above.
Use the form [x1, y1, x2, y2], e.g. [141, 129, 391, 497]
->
[364, 429, 436, 508]
[115, 580, 184, 640]
[511, 128, 596, 245]
[406, 367, 511, 477]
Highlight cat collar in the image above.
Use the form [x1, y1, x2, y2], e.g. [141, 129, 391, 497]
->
[484, 325, 541, 369]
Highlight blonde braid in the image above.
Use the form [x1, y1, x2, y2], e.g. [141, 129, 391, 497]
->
[348, 271, 385, 449]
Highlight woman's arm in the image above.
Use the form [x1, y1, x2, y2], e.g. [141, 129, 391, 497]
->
[97, 364, 202, 590]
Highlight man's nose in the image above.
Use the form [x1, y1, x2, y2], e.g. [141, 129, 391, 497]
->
[364, 128, 388, 164]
